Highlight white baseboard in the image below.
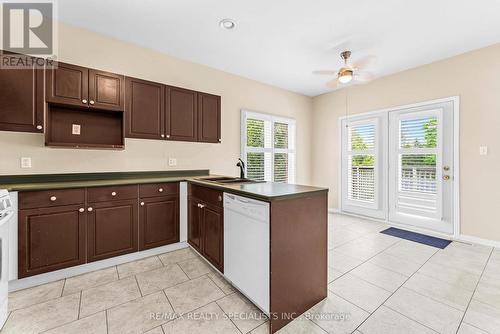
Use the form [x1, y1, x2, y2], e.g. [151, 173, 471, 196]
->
[9, 242, 189, 292]
[456, 234, 500, 249]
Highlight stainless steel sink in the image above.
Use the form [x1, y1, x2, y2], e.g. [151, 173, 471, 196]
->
[200, 177, 259, 184]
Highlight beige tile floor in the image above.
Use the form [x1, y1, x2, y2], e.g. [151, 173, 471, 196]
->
[2, 213, 500, 334]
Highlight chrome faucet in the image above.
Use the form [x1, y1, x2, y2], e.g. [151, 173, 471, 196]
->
[236, 158, 246, 179]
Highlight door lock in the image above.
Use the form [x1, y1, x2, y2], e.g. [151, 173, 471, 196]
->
[443, 175, 450, 181]
[443, 166, 450, 171]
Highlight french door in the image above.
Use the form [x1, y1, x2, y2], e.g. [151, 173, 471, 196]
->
[341, 99, 456, 234]
[388, 101, 454, 234]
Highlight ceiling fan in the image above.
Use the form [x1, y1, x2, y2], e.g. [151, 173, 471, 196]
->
[313, 50, 375, 89]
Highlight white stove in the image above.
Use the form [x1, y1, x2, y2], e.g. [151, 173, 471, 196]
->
[0, 190, 12, 329]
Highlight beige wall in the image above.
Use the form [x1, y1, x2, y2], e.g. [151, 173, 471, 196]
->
[0, 23, 313, 184]
[311, 43, 500, 242]
[2, 22, 500, 242]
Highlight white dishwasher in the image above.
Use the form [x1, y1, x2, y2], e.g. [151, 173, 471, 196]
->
[224, 193, 270, 314]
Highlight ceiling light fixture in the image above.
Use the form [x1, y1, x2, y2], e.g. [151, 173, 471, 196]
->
[338, 68, 353, 84]
[219, 18, 236, 30]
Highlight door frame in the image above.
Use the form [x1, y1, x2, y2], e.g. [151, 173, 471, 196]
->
[338, 96, 460, 238]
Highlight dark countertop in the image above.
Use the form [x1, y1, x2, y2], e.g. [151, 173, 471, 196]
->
[0, 170, 328, 201]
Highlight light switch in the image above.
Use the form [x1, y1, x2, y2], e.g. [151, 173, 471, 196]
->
[168, 158, 177, 167]
[479, 146, 488, 156]
[21, 157, 32, 168]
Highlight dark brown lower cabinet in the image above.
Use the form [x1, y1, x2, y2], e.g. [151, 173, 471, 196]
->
[139, 195, 179, 250]
[87, 199, 138, 262]
[188, 197, 203, 254]
[201, 203, 223, 272]
[18, 204, 86, 278]
[188, 184, 224, 272]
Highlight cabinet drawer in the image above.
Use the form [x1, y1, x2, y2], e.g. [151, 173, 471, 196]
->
[19, 188, 85, 209]
[139, 182, 179, 198]
[189, 184, 223, 208]
[87, 185, 138, 202]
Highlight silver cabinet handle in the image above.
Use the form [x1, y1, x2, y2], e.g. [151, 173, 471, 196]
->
[140, 202, 145, 206]
[218, 139, 221, 142]
[82, 99, 87, 104]
[161, 134, 165, 138]
[166, 134, 170, 138]
[89, 100, 95, 105]
[158, 188, 163, 193]
[36, 125, 43, 130]
[79, 208, 84, 213]
[50, 196, 57, 201]
[87, 207, 93, 212]
[111, 191, 117, 196]
[198, 203, 205, 209]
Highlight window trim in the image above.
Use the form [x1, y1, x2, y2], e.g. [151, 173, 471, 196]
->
[241, 109, 296, 183]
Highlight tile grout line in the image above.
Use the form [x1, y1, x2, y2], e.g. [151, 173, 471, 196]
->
[134, 274, 144, 297]
[77, 290, 83, 320]
[60, 278, 67, 297]
[453, 247, 494, 334]
[105, 309, 109, 334]
[213, 300, 244, 334]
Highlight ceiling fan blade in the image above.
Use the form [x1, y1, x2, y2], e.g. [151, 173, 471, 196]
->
[312, 70, 337, 75]
[326, 78, 339, 89]
[352, 55, 377, 70]
[354, 72, 375, 83]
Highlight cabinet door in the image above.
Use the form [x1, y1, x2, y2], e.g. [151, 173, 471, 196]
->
[89, 69, 125, 111]
[0, 54, 44, 133]
[125, 77, 165, 139]
[202, 204, 224, 272]
[87, 199, 138, 262]
[188, 197, 203, 253]
[18, 204, 86, 278]
[46, 62, 88, 107]
[165, 86, 197, 141]
[139, 196, 179, 250]
[198, 93, 221, 143]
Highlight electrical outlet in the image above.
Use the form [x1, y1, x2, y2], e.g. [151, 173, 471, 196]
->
[21, 157, 32, 168]
[72, 124, 81, 135]
[479, 146, 488, 156]
[168, 158, 177, 167]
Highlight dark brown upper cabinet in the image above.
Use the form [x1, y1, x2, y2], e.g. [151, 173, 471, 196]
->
[198, 93, 221, 143]
[46, 62, 124, 112]
[125, 77, 165, 139]
[46, 62, 89, 108]
[165, 86, 198, 141]
[89, 69, 124, 111]
[0, 53, 44, 133]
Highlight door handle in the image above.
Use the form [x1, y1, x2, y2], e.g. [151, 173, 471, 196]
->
[443, 166, 450, 171]
[443, 175, 450, 181]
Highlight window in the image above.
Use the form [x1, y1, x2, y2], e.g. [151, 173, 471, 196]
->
[347, 122, 376, 203]
[241, 110, 296, 183]
[341, 115, 386, 220]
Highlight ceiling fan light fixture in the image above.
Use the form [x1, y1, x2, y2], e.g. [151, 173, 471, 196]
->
[338, 68, 353, 84]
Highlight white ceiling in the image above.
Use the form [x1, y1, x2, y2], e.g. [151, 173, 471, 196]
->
[58, 0, 500, 96]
